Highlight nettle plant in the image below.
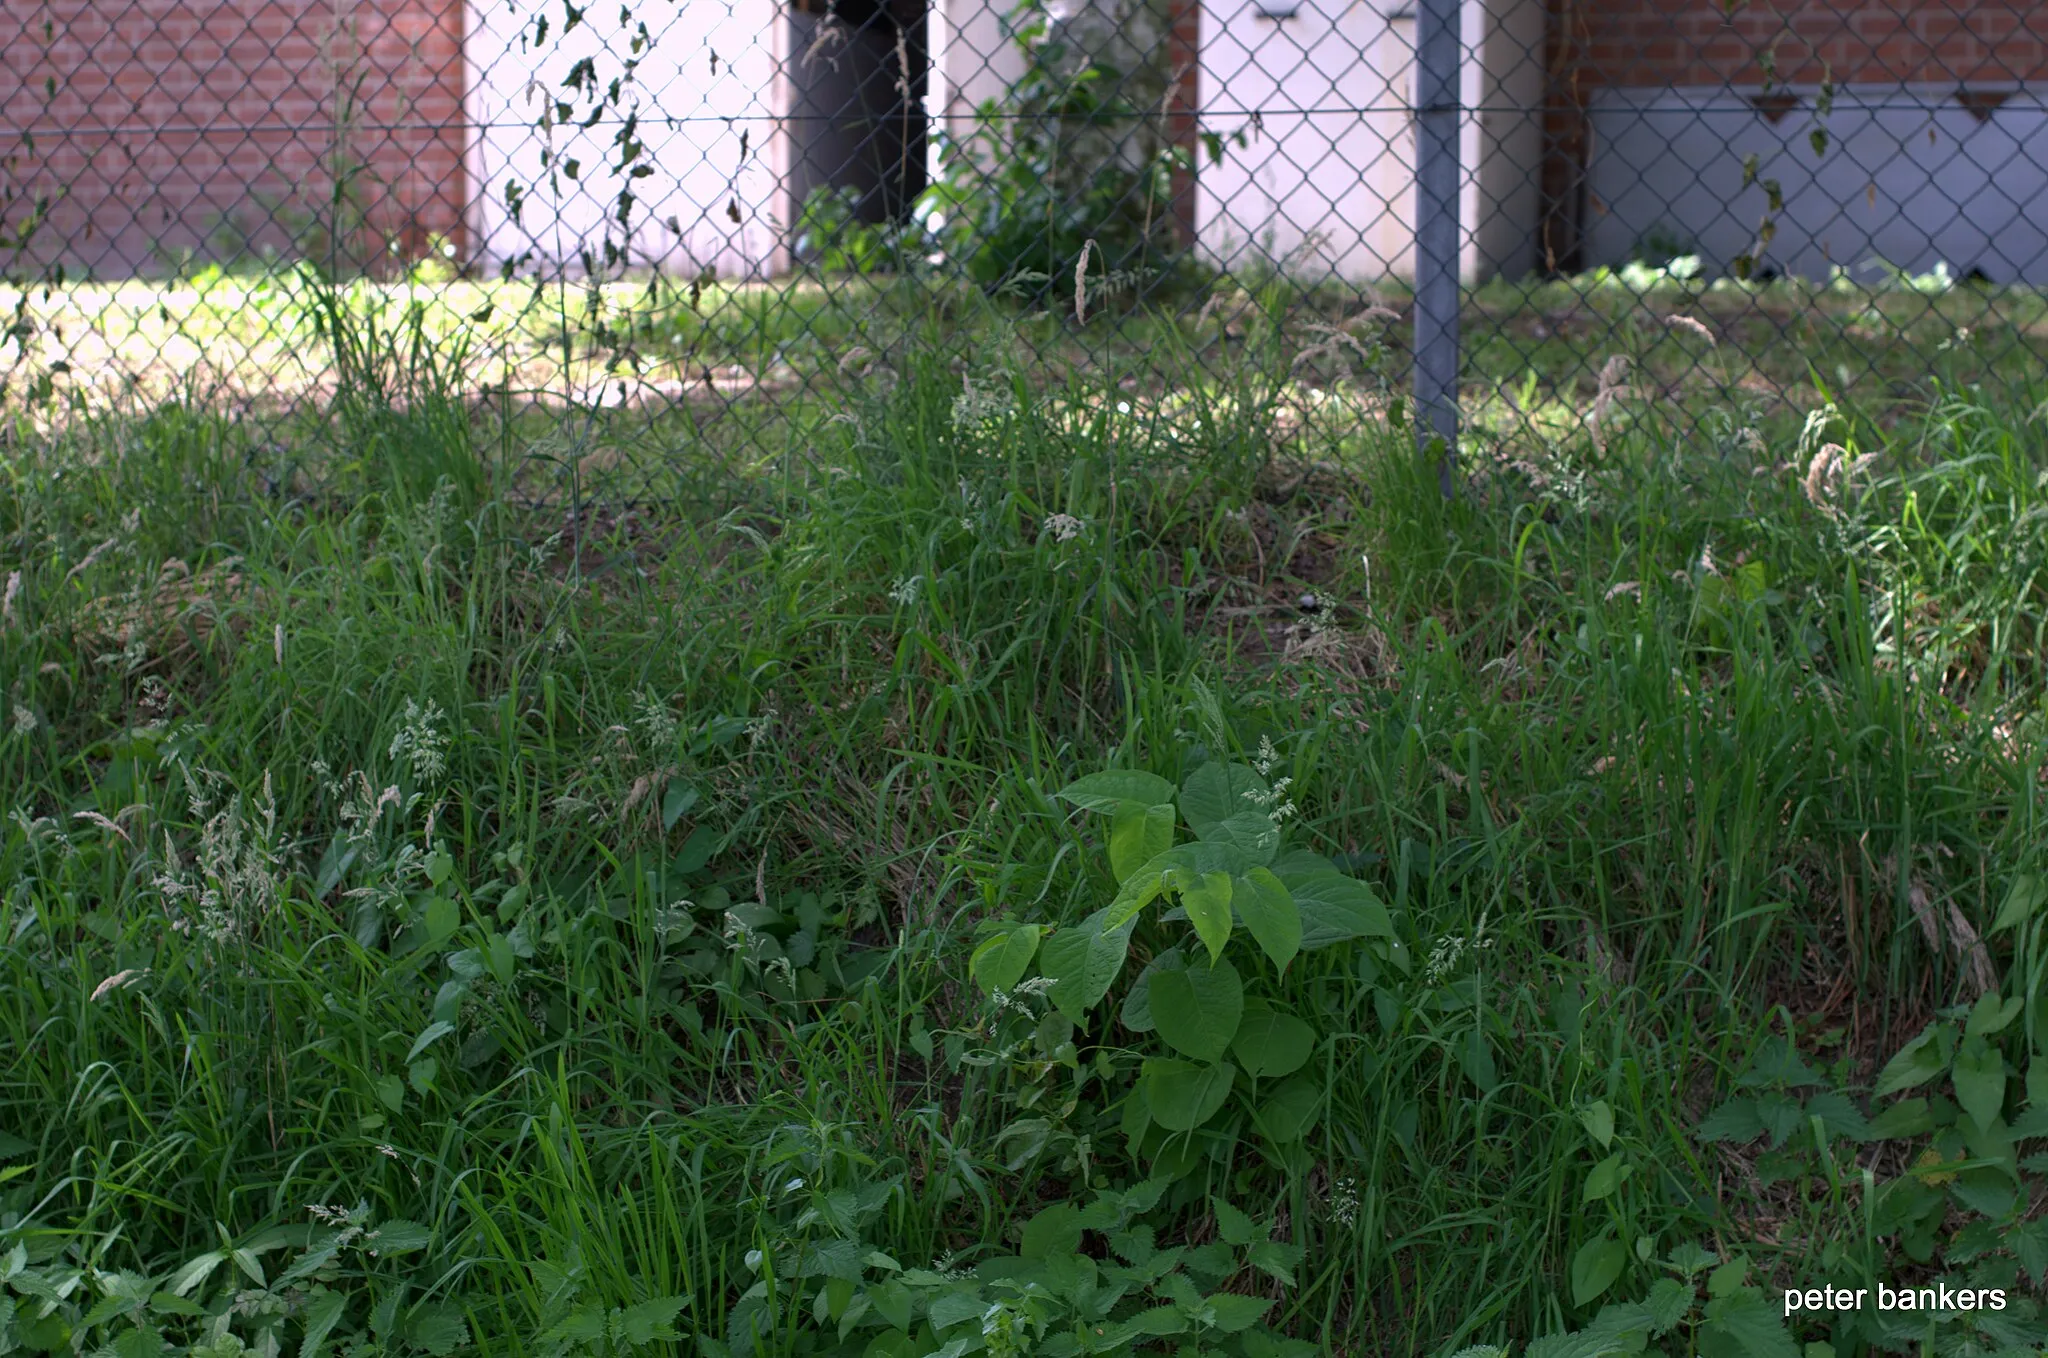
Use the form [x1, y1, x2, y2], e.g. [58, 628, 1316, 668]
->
[970, 750, 1404, 1179]
[1678, 872, 2048, 1357]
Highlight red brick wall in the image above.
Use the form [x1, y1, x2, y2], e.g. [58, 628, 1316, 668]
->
[1557, 0, 2045, 89]
[0, 0, 464, 280]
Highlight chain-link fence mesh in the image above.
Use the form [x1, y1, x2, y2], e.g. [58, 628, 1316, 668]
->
[3, 0, 2044, 455]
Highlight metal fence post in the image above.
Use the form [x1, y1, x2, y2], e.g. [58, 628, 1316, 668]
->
[1412, 0, 1461, 494]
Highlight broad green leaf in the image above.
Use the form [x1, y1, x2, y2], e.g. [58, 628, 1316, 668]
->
[1735, 1036, 1826, 1089]
[1150, 956, 1243, 1062]
[1802, 1091, 1871, 1142]
[1864, 1097, 1936, 1140]
[1106, 842, 1255, 931]
[1664, 1242, 1717, 1277]
[1755, 1092, 1803, 1148]
[1178, 869, 1234, 962]
[1965, 990, 2022, 1038]
[1950, 1166, 2016, 1219]
[1021, 1203, 1084, 1259]
[1698, 1289, 1798, 1358]
[1234, 867, 1301, 973]
[1247, 1239, 1304, 1287]
[969, 925, 1041, 995]
[1126, 1304, 1191, 1336]
[1120, 948, 1185, 1032]
[1144, 1058, 1237, 1131]
[1110, 802, 1177, 883]
[1461, 1028, 1499, 1094]
[1873, 1022, 1953, 1097]
[168, 1251, 227, 1298]
[406, 1021, 456, 1063]
[1120, 1078, 1153, 1144]
[1703, 1254, 1748, 1300]
[1991, 872, 2044, 935]
[1040, 908, 1136, 1021]
[1579, 1100, 1615, 1150]
[1570, 1234, 1628, 1306]
[113, 1329, 165, 1358]
[661, 778, 699, 832]
[1254, 1076, 1322, 1142]
[404, 1304, 469, 1357]
[485, 932, 516, 985]
[1180, 761, 1272, 843]
[421, 895, 459, 945]
[1212, 1198, 1256, 1246]
[2010, 1219, 2048, 1286]
[1633, 1276, 1697, 1336]
[927, 1292, 985, 1331]
[1952, 1035, 2007, 1130]
[867, 1281, 914, 1333]
[300, 1288, 348, 1358]
[2010, 1100, 2048, 1140]
[1057, 770, 1177, 813]
[1524, 1339, 1617, 1358]
[1202, 1293, 1274, 1333]
[1281, 870, 1394, 949]
[368, 1220, 431, 1254]
[543, 1303, 608, 1344]
[1230, 1000, 1316, 1079]
[1583, 1153, 1632, 1203]
[1696, 1097, 1765, 1143]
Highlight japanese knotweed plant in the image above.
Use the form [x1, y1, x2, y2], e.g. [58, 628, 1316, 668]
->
[971, 753, 1406, 1176]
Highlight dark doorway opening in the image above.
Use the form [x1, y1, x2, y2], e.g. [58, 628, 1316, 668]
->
[787, 0, 930, 260]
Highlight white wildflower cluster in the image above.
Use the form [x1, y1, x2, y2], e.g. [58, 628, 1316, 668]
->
[632, 688, 680, 753]
[1040, 512, 1086, 543]
[950, 375, 1014, 432]
[95, 633, 149, 672]
[747, 705, 778, 748]
[1422, 913, 1496, 987]
[653, 901, 696, 942]
[988, 975, 1056, 1019]
[925, 1251, 974, 1282]
[388, 699, 450, 782]
[1251, 734, 1281, 776]
[9, 703, 35, 737]
[958, 478, 982, 535]
[153, 765, 285, 944]
[305, 1203, 373, 1250]
[1242, 745, 1299, 824]
[1325, 1174, 1361, 1228]
[888, 575, 923, 608]
[320, 764, 403, 847]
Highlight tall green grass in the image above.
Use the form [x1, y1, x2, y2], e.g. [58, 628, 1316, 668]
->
[2, 299, 2045, 1355]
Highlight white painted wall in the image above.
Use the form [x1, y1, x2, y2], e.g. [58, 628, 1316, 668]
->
[465, 0, 790, 279]
[1194, 0, 1543, 283]
[1585, 85, 2048, 284]
[462, 0, 1558, 284]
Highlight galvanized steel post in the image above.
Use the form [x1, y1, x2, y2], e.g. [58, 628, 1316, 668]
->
[1412, 0, 1461, 494]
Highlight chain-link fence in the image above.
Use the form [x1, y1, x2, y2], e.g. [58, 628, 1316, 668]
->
[3, 0, 2045, 453]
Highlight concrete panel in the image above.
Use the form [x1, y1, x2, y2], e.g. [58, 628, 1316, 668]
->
[1584, 84, 2048, 284]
